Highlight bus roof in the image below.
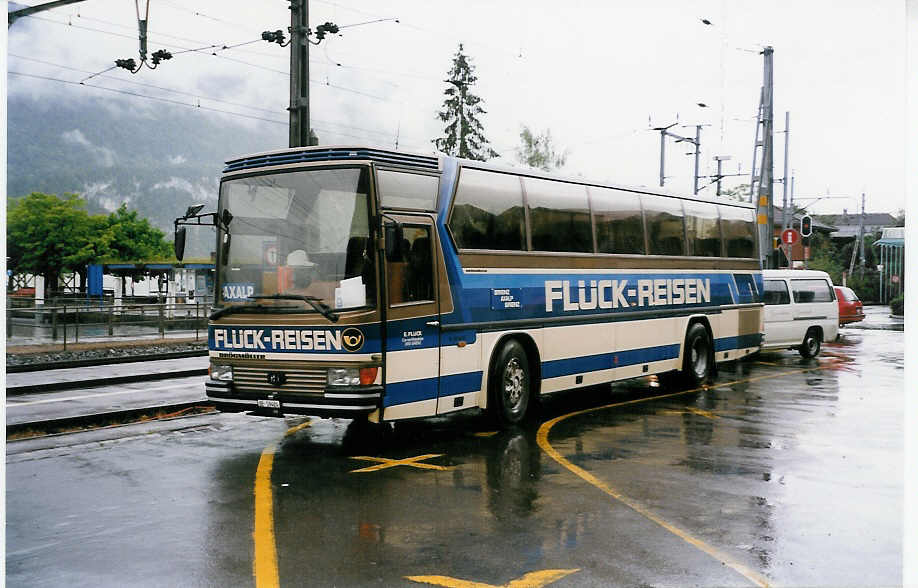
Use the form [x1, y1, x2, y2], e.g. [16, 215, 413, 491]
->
[223, 145, 441, 174]
[222, 145, 754, 209]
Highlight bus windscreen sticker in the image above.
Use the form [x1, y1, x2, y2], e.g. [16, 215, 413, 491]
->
[222, 282, 255, 301]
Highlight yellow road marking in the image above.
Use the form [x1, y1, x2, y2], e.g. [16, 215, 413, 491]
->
[253, 444, 279, 588]
[284, 419, 312, 437]
[253, 419, 311, 588]
[406, 568, 579, 587]
[349, 453, 451, 473]
[535, 365, 836, 588]
[251, 362, 834, 587]
[662, 407, 720, 420]
[684, 406, 720, 419]
[474, 431, 499, 438]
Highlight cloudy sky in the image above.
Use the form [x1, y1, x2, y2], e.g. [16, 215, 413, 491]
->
[5, 0, 910, 215]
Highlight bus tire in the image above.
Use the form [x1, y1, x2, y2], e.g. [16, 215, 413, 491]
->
[490, 340, 531, 427]
[799, 328, 821, 358]
[681, 323, 713, 388]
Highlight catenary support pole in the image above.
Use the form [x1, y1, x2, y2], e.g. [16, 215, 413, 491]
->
[756, 47, 775, 268]
[289, 0, 310, 148]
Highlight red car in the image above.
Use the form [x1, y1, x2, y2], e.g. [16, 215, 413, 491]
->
[834, 286, 865, 325]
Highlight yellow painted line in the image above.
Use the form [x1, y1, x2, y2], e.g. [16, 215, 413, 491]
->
[349, 453, 451, 473]
[534, 365, 836, 588]
[406, 568, 579, 587]
[661, 408, 719, 420]
[253, 420, 311, 588]
[685, 406, 720, 420]
[253, 444, 280, 588]
[283, 419, 312, 437]
[474, 431, 499, 438]
[754, 360, 782, 366]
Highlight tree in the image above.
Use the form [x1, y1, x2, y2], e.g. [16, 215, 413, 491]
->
[102, 204, 173, 262]
[432, 44, 499, 161]
[7, 192, 99, 290]
[6, 193, 173, 293]
[516, 126, 567, 171]
[806, 233, 844, 283]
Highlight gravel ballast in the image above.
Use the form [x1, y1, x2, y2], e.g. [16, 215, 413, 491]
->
[7, 340, 208, 368]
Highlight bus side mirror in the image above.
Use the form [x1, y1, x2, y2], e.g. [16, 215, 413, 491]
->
[384, 223, 405, 262]
[174, 226, 187, 261]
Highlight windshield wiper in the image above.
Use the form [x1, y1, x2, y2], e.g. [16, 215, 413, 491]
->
[210, 303, 301, 320]
[248, 294, 340, 323]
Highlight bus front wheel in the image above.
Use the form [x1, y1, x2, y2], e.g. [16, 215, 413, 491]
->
[490, 340, 531, 427]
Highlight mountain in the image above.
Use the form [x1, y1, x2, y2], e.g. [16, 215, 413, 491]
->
[7, 92, 287, 255]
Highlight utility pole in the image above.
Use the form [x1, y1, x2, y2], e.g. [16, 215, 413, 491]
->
[289, 0, 311, 148]
[692, 124, 702, 195]
[655, 123, 676, 188]
[713, 155, 732, 196]
[653, 122, 704, 194]
[858, 192, 866, 274]
[781, 111, 790, 232]
[754, 46, 775, 268]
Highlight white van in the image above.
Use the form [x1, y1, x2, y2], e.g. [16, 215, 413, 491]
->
[761, 269, 839, 358]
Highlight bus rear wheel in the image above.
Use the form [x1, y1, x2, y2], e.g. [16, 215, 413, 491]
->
[490, 340, 531, 427]
[681, 323, 713, 388]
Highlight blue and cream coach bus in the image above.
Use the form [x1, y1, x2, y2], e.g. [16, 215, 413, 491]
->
[174, 146, 763, 427]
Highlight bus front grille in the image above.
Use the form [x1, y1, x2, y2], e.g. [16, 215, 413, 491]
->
[232, 366, 326, 397]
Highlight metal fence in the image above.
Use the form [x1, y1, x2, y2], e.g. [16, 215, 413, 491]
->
[6, 296, 215, 348]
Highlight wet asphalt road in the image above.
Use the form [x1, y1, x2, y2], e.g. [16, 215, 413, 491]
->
[6, 325, 903, 587]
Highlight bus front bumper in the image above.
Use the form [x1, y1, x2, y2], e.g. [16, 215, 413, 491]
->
[205, 380, 383, 418]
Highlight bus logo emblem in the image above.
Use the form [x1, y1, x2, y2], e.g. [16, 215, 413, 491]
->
[342, 328, 364, 352]
[267, 372, 286, 386]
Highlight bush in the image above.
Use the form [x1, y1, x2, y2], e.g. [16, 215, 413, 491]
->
[845, 270, 879, 304]
[890, 296, 904, 316]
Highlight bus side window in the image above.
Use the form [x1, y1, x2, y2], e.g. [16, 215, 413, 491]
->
[448, 169, 526, 251]
[524, 177, 592, 253]
[388, 225, 434, 304]
[592, 187, 644, 254]
[720, 205, 757, 258]
[684, 201, 722, 257]
[643, 194, 686, 256]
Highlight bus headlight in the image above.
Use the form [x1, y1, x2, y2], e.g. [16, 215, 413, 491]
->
[328, 367, 360, 387]
[210, 364, 233, 382]
[327, 367, 379, 387]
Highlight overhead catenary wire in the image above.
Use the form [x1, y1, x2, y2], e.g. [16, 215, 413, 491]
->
[68, 11, 288, 60]
[8, 71, 407, 144]
[8, 70, 288, 125]
[17, 12, 397, 102]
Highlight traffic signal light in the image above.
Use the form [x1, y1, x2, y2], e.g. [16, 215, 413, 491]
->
[800, 215, 813, 237]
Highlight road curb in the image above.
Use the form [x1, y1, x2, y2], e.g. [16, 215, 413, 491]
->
[6, 369, 209, 396]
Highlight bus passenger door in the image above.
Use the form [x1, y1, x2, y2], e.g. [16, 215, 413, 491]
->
[382, 216, 441, 420]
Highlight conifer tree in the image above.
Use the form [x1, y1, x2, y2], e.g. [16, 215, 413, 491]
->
[433, 44, 499, 161]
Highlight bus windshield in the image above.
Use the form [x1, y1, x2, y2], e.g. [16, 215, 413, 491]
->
[216, 167, 375, 313]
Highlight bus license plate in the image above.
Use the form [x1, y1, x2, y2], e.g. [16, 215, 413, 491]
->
[257, 399, 281, 409]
